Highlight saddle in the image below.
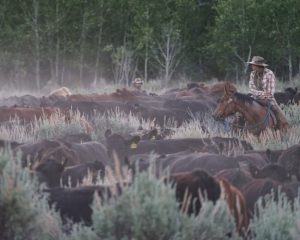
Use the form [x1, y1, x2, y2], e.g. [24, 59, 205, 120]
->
[235, 96, 277, 128]
[253, 98, 277, 126]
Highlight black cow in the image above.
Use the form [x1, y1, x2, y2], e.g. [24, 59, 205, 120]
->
[105, 129, 253, 163]
[62, 161, 105, 187]
[165, 169, 221, 215]
[274, 87, 298, 106]
[248, 163, 291, 182]
[277, 144, 300, 180]
[44, 185, 121, 225]
[128, 151, 239, 177]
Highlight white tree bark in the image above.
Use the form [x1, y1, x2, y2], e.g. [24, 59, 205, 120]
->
[79, 0, 87, 86]
[152, 24, 181, 85]
[33, 0, 40, 89]
[93, 0, 104, 86]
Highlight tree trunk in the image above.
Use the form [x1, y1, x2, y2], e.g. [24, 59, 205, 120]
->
[79, 0, 87, 87]
[288, 39, 292, 82]
[93, 0, 104, 86]
[144, 42, 148, 82]
[33, 0, 40, 89]
[55, 0, 61, 85]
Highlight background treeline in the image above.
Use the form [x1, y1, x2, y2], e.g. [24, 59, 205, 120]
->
[0, 0, 300, 90]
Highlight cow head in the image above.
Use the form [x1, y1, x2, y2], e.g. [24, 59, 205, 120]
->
[34, 157, 68, 187]
[105, 129, 141, 165]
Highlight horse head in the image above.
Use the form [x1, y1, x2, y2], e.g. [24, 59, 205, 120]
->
[212, 82, 237, 120]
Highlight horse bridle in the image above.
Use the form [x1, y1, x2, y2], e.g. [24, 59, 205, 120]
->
[223, 99, 272, 132]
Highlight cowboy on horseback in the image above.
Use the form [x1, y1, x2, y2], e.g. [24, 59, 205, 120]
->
[247, 56, 289, 132]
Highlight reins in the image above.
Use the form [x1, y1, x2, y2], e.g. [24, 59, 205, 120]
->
[223, 100, 272, 132]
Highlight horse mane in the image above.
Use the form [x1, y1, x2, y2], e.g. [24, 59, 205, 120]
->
[234, 92, 255, 105]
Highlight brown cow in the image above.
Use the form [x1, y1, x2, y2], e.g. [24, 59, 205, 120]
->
[242, 179, 295, 217]
[219, 178, 249, 237]
[277, 144, 300, 180]
[0, 106, 63, 124]
[67, 88, 137, 102]
[166, 170, 249, 238]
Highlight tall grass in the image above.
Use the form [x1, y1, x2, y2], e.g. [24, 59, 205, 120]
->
[91, 108, 153, 142]
[0, 110, 86, 143]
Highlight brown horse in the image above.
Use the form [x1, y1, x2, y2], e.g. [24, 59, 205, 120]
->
[212, 82, 276, 136]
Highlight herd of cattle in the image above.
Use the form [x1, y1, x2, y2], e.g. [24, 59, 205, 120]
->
[1, 81, 300, 238]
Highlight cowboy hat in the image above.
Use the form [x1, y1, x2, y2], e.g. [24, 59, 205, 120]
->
[133, 78, 143, 84]
[247, 56, 268, 67]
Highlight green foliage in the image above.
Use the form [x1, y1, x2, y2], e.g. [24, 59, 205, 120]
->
[250, 190, 298, 240]
[91, 173, 182, 240]
[0, 148, 63, 240]
[63, 224, 97, 240]
[181, 200, 239, 240]
[63, 172, 238, 240]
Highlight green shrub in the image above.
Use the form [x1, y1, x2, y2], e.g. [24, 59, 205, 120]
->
[91, 173, 182, 240]
[250, 190, 297, 240]
[0, 148, 63, 240]
[65, 171, 239, 240]
[63, 224, 97, 240]
[180, 200, 239, 240]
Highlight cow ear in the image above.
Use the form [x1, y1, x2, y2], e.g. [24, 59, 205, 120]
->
[224, 82, 236, 96]
[127, 136, 141, 149]
[105, 129, 112, 139]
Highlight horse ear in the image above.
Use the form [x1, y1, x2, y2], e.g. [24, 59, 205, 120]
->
[224, 82, 236, 96]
